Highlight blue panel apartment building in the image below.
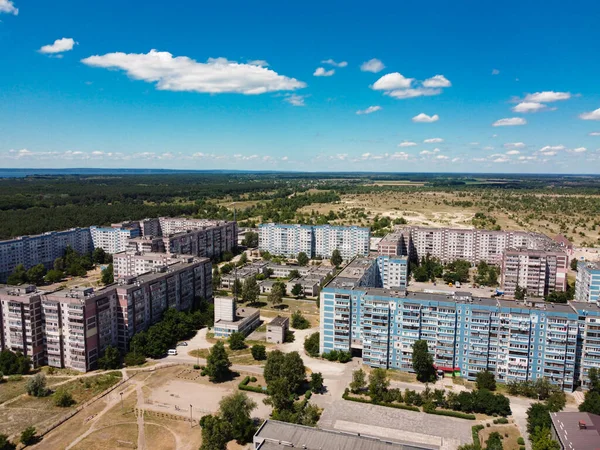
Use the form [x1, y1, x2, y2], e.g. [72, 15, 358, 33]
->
[321, 257, 600, 391]
[575, 261, 600, 304]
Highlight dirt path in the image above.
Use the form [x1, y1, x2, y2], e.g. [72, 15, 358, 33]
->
[136, 385, 146, 450]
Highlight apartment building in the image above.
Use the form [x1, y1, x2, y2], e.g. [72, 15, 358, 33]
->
[377, 255, 409, 289]
[258, 223, 370, 260]
[126, 236, 165, 253]
[113, 251, 198, 278]
[163, 221, 237, 260]
[320, 257, 600, 391]
[0, 258, 213, 372]
[0, 228, 93, 283]
[575, 261, 600, 303]
[90, 225, 140, 254]
[501, 249, 569, 297]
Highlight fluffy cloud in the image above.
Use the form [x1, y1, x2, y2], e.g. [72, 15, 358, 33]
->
[493, 156, 510, 163]
[386, 88, 441, 99]
[356, 105, 381, 115]
[504, 142, 526, 148]
[569, 147, 587, 153]
[524, 91, 571, 103]
[506, 150, 520, 155]
[398, 141, 417, 147]
[492, 69, 500, 75]
[580, 108, 600, 121]
[412, 113, 439, 123]
[492, 117, 526, 126]
[424, 138, 444, 143]
[321, 59, 347, 68]
[422, 75, 451, 88]
[537, 145, 565, 156]
[0, 0, 18, 15]
[285, 94, 306, 106]
[390, 152, 410, 160]
[435, 155, 449, 160]
[420, 149, 441, 155]
[360, 58, 385, 73]
[39, 38, 77, 54]
[589, 132, 600, 136]
[247, 59, 269, 67]
[371, 72, 413, 90]
[81, 50, 306, 94]
[512, 102, 546, 113]
[313, 67, 335, 77]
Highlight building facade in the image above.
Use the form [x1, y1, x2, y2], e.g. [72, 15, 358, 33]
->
[575, 261, 600, 304]
[0, 228, 93, 283]
[163, 221, 237, 260]
[113, 251, 195, 278]
[501, 249, 569, 297]
[0, 258, 212, 372]
[320, 257, 600, 391]
[258, 223, 370, 260]
[90, 225, 140, 254]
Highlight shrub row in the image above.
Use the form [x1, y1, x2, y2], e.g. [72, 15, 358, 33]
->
[238, 376, 266, 394]
[343, 391, 420, 412]
[472, 425, 484, 448]
[425, 408, 476, 420]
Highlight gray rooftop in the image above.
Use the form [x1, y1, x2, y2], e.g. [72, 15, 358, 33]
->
[551, 412, 600, 450]
[255, 420, 435, 450]
[269, 316, 289, 327]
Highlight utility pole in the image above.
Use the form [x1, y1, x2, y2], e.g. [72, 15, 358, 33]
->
[120, 392, 123, 411]
[190, 404, 193, 428]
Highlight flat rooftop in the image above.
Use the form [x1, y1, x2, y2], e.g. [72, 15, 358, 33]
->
[215, 306, 259, 327]
[255, 420, 433, 450]
[268, 316, 288, 327]
[551, 412, 600, 450]
[327, 257, 376, 289]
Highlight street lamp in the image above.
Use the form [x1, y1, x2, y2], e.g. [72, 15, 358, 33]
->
[120, 392, 123, 411]
[190, 404, 193, 428]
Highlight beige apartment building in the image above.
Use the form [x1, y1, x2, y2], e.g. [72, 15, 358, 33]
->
[0, 258, 212, 372]
[501, 249, 569, 297]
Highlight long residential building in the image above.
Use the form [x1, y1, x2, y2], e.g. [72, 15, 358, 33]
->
[90, 224, 140, 254]
[0, 257, 212, 372]
[320, 257, 600, 391]
[0, 228, 93, 283]
[258, 223, 370, 260]
[575, 261, 600, 304]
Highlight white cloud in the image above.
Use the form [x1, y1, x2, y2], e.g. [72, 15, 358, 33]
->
[398, 141, 417, 147]
[371, 72, 413, 90]
[313, 67, 335, 77]
[360, 58, 385, 73]
[390, 152, 410, 160]
[470, 142, 480, 145]
[285, 94, 306, 106]
[412, 113, 439, 123]
[483, 146, 494, 151]
[492, 117, 526, 127]
[424, 138, 444, 143]
[386, 88, 441, 99]
[524, 91, 571, 103]
[569, 147, 587, 153]
[506, 150, 520, 155]
[492, 69, 500, 75]
[356, 105, 381, 115]
[435, 155, 449, 160]
[39, 38, 77, 54]
[247, 59, 269, 67]
[81, 50, 306, 94]
[589, 132, 600, 136]
[0, 0, 18, 15]
[512, 102, 546, 113]
[537, 145, 565, 157]
[580, 108, 600, 121]
[422, 75, 451, 88]
[504, 142, 526, 148]
[321, 59, 347, 68]
[493, 156, 510, 163]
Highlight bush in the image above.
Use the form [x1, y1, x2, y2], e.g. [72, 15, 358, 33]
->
[20, 427, 38, 446]
[123, 352, 146, 367]
[53, 388, 75, 407]
[291, 311, 310, 329]
[250, 376, 257, 382]
[494, 417, 509, 424]
[26, 373, 49, 397]
[472, 425, 484, 448]
[519, 447, 525, 450]
[303, 332, 320, 357]
[7, 375, 23, 382]
[193, 364, 201, 370]
[238, 376, 266, 394]
[251, 344, 267, 361]
[0, 434, 15, 450]
[229, 332, 246, 350]
[305, 391, 312, 400]
[517, 437, 525, 445]
[424, 408, 476, 420]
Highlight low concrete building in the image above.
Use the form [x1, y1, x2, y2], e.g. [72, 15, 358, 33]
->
[286, 277, 320, 297]
[213, 297, 260, 338]
[258, 280, 277, 294]
[253, 420, 430, 450]
[266, 316, 289, 344]
[550, 412, 600, 450]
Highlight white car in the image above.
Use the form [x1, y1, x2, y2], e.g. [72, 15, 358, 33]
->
[167, 349, 178, 356]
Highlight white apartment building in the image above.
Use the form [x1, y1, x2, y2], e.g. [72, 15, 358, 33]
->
[313, 225, 370, 260]
[90, 226, 140, 254]
[258, 224, 314, 257]
[0, 228, 93, 283]
[501, 249, 569, 297]
[113, 251, 194, 278]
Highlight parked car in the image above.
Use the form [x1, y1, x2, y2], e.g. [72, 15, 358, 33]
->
[168, 349, 178, 356]
[176, 342, 188, 347]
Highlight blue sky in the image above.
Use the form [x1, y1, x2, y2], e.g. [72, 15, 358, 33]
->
[2, 0, 600, 173]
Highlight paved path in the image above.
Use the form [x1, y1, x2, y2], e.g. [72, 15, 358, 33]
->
[136, 385, 146, 450]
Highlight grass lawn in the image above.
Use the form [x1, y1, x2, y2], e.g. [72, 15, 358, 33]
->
[479, 423, 523, 450]
[0, 376, 70, 405]
[72, 423, 138, 450]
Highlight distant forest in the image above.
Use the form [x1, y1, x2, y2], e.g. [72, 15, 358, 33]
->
[1, 172, 599, 239]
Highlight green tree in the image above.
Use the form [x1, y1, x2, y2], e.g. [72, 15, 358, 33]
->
[199, 414, 231, 450]
[264, 350, 286, 384]
[368, 368, 389, 402]
[237, 252, 248, 266]
[350, 369, 367, 394]
[251, 344, 267, 361]
[485, 431, 503, 450]
[212, 267, 221, 287]
[7, 264, 28, 286]
[303, 332, 320, 357]
[98, 345, 121, 370]
[54, 388, 75, 407]
[579, 391, 600, 415]
[20, 427, 38, 446]
[44, 269, 64, 284]
[218, 391, 257, 444]
[527, 403, 551, 434]
[297, 252, 309, 266]
[291, 310, 310, 329]
[264, 377, 294, 411]
[206, 341, 232, 382]
[26, 373, 48, 397]
[330, 249, 343, 267]
[232, 278, 243, 298]
[588, 367, 600, 393]
[570, 258, 578, 271]
[268, 283, 284, 307]
[241, 277, 260, 304]
[291, 284, 303, 298]
[242, 231, 258, 248]
[0, 434, 15, 450]
[546, 391, 566, 412]
[310, 372, 324, 393]
[92, 247, 108, 264]
[288, 269, 301, 279]
[26, 264, 47, 285]
[531, 427, 560, 450]
[412, 340, 436, 383]
[228, 332, 246, 350]
[0, 350, 31, 375]
[124, 351, 146, 367]
[476, 370, 496, 391]
[515, 285, 526, 300]
[263, 350, 305, 393]
[101, 263, 114, 285]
